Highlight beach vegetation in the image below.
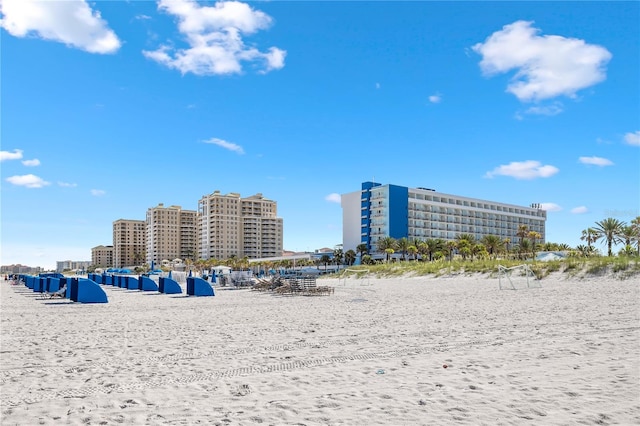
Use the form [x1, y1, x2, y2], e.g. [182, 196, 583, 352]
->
[377, 237, 397, 262]
[481, 235, 502, 259]
[580, 227, 600, 252]
[396, 237, 410, 261]
[407, 245, 418, 261]
[321, 256, 639, 280]
[333, 248, 344, 267]
[319, 254, 331, 271]
[631, 216, 640, 256]
[344, 249, 356, 266]
[594, 217, 624, 256]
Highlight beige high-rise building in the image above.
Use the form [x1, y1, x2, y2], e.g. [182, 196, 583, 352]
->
[241, 193, 283, 259]
[91, 245, 114, 268]
[146, 204, 197, 266]
[113, 219, 146, 267]
[180, 208, 197, 262]
[198, 191, 283, 260]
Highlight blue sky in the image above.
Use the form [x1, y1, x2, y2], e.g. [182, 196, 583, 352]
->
[1, 0, 638, 269]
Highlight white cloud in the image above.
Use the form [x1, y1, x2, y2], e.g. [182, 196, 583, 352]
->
[428, 94, 442, 103]
[204, 137, 245, 154]
[0, 149, 23, 161]
[5, 174, 50, 188]
[485, 160, 559, 180]
[540, 203, 562, 212]
[143, 0, 286, 76]
[58, 182, 78, 188]
[579, 156, 614, 167]
[624, 130, 640, 146]
[325, 193, 341, 203]
[21, 158, 40, 167]
[0, 0, 121, 54]
[571, 206, 589, 214]
[472, 20, 611, 102]
[90, 189, 106, 196]
[261, 46, 286, 73]
[525, 102, 564, 116]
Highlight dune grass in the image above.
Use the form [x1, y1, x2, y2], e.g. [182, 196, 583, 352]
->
[329, 257, 640, 280]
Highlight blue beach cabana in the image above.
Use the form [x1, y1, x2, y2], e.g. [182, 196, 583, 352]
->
[186, 277, 215, 297]
[158, 276, 182, 294]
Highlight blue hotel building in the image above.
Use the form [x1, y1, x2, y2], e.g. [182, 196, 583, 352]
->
[342, 182, 546, 255]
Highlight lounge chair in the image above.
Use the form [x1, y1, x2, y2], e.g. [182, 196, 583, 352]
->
[45, 286, 67, 299]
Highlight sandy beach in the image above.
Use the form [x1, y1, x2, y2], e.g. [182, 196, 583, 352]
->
[1, 273, 638, 425]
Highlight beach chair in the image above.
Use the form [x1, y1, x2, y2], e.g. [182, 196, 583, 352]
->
[43, 286, 67, 299]
[299, 276, 316, 295]
[287, 278, 303, 294]
[267, 276, 285, 291]
[274, 283, 293, 295]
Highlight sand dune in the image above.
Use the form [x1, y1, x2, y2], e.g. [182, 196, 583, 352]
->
[1, 274, 638, 425]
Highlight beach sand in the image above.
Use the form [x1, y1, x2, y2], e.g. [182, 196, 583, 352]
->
[1, 273, 638, 425]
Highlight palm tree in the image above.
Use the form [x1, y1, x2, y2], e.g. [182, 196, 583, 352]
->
[407, 245, 418, 261]
[619, 225, 638, 252]
[473, 243, 488, 259]
[527, 231, 542, 258]
[333, 248, 344, 267]
[185, 258, 194, 273]
[377, 237, 397, 262]
[410, 238, 423, 255]
[580, 228, 600, 250]
[516, 225, 529, 246]
[503, 238, 511, 259]
[619, 245, 635, 256]
[319, 254, 331, 271]
[594, 217, 624, 256]
[384, 248, 395, 262]
[344, 249, 356, 266]
[631, 216, 640, 256]
[356, 243, 369, 258]
[456, 233, 475, 244]
[446, 240, 457, 261]
[227, 254, 238, 270]
[416, 240, 428, 261]
[575, 244, 595, 257]
[133, 251, 145, 267]
[195, 259, 207, 275]
[396, 237, 410, 261]
[481, 235, 502, 259]
[425, 239, 440, 262]
[456, 234, 474, 260]
[434, 239, 447, 257]
[517, 239, 531, 259]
